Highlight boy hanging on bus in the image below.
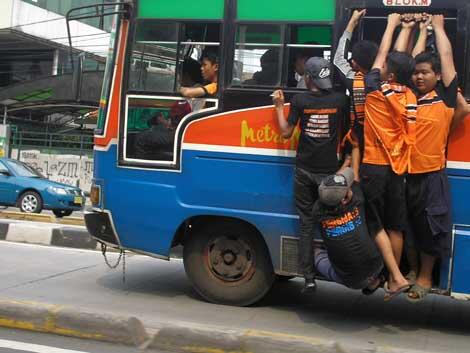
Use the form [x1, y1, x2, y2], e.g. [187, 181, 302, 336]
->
[333, 9, 378, 181]
[403, 14, 468, 302]
[180, 51, 218, 98]
[361, 13, 417, 299]
[272, 57, 349, 293]
[312, 167, 384, 294]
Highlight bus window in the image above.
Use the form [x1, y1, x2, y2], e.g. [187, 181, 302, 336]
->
[232, 24, 284, 87]
[125, 97, 191, 161]
[287, 25, 332, 88]
[178, 22, 221, 100]
[129, 21, 178, 92]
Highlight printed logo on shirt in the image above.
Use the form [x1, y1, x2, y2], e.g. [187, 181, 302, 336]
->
[321, 207, 362, 237]
[305, 114, 330, 138]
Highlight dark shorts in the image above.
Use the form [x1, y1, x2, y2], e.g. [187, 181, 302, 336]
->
[406, 169, 452, 257]
[360, 164, 406, 237]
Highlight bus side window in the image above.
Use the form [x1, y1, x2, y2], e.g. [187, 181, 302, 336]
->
[125, 21, 221, 163]
[287, 25, 332, 88]
[232, 24, 283, 87]
[129, 21, 178, 93]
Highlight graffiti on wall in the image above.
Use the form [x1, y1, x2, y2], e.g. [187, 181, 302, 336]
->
[14, 150, 93, 192]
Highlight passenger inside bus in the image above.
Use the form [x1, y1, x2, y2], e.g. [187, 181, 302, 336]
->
[180, 51, 219, 98]
[133, 101, 192, 160]
[244, 48, 280, 86]
[290, 46, 318, 88]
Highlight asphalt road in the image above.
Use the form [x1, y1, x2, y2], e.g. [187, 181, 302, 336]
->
[1, 241, 470, 352]
[0, 328, 171, 353]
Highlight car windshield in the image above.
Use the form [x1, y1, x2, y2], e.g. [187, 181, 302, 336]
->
[5, 160, 43, 178]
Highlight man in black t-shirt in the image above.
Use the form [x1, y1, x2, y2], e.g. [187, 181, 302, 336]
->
[272, 57, 349, 292]
[313, 168, 384, 292]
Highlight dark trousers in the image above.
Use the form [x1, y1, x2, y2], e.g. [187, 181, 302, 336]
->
[294, 167, 327, 279]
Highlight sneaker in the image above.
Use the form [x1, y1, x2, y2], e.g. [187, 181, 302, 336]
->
[301, 278, 317, 294]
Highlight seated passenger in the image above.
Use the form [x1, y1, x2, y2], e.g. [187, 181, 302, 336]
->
[180, 51, 218, 98]
[134, 112, 174, 159]
[244, 48, 280, 86]
[168, 100, 192, 129]
[312, 168, 384, 294]
[290, 45, 318, 88]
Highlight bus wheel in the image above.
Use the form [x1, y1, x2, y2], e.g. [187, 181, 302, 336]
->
[183, 221, 275, 306]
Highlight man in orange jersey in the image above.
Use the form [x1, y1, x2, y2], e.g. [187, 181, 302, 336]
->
[361, 14, 417, 299]
[272, 57, 348, 293]
[405, 15, 462, 301]
[334, 9, 378, 181]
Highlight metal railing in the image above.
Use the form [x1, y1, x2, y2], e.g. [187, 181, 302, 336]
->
[10, 130, 93, 156]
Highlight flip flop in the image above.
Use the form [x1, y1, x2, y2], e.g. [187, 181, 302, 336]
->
[405, 270, 417, 284]
[383, 281, 411, 302]
[406, 283, 431, 303]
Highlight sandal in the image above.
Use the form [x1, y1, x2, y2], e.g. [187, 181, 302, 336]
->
[405, 270, 417, 284]
[383, 281, 411, 302]
[407, 283, 431, 303]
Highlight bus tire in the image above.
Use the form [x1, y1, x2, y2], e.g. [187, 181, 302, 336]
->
[183, 221, 275, 306]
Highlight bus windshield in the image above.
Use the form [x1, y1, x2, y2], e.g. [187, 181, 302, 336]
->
[96, 14, 120, 134]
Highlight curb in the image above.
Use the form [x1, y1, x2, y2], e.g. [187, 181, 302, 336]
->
[0, 220, 98, 250]
[0, 299, 436, 353]
[0, 211, 84, 226]
[0, 299, 147, 346]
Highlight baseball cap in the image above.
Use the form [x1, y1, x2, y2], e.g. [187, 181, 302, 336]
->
[318, 168, 354, 206]
[304, 57, 333, 90]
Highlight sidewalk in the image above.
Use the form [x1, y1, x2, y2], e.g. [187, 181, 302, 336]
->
[0, 206, 97, 250]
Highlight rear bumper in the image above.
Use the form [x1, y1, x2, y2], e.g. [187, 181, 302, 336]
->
[84, 211, 119, 246]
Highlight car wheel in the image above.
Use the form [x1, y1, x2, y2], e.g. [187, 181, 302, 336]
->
[183, 220, 275, 306]
[18, 191, 43, 214]
[53, 209, 73, 218]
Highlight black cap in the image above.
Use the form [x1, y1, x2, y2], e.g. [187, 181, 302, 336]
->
[304, 57, 333, 90]
[318, 168, 354, 206]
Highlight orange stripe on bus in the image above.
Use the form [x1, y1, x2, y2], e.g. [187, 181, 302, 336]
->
[184, 106, 300, 151]
[95, 20, 129, 147]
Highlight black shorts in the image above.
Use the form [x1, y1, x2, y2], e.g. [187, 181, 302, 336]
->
[406, 169, 452, 257]
[360, 164, 406, 237]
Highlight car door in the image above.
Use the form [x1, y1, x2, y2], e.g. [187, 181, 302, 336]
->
[0, 160, 18, 205]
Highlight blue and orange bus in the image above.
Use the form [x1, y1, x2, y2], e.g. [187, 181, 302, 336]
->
[68, 0, 470, 306]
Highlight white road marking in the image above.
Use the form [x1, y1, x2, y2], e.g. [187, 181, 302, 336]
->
[0, 339, 89, 353]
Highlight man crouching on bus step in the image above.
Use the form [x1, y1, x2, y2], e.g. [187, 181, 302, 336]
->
[272, 57, 348, 293]
[334, 9, 378, 181]
[180, 51, 218, 98]
[361, 13, 416, 300]
[404, 15, 466, 302]
[313, 167, 384, 294]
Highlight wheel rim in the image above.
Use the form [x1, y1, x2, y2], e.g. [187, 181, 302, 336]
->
[22, 195, 38, 212]
[205, 235, 255, 284]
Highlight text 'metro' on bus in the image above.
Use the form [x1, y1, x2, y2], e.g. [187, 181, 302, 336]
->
[67, 0, 470, 306]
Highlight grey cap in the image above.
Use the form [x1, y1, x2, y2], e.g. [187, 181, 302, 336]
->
[304, 57, 333, 90]
[318, 168, 355, 206]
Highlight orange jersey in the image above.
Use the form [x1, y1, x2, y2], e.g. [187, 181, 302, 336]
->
[410, 89, 455, 174]
[343, 71, 366, 149]
[364, 70, 417, 174]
